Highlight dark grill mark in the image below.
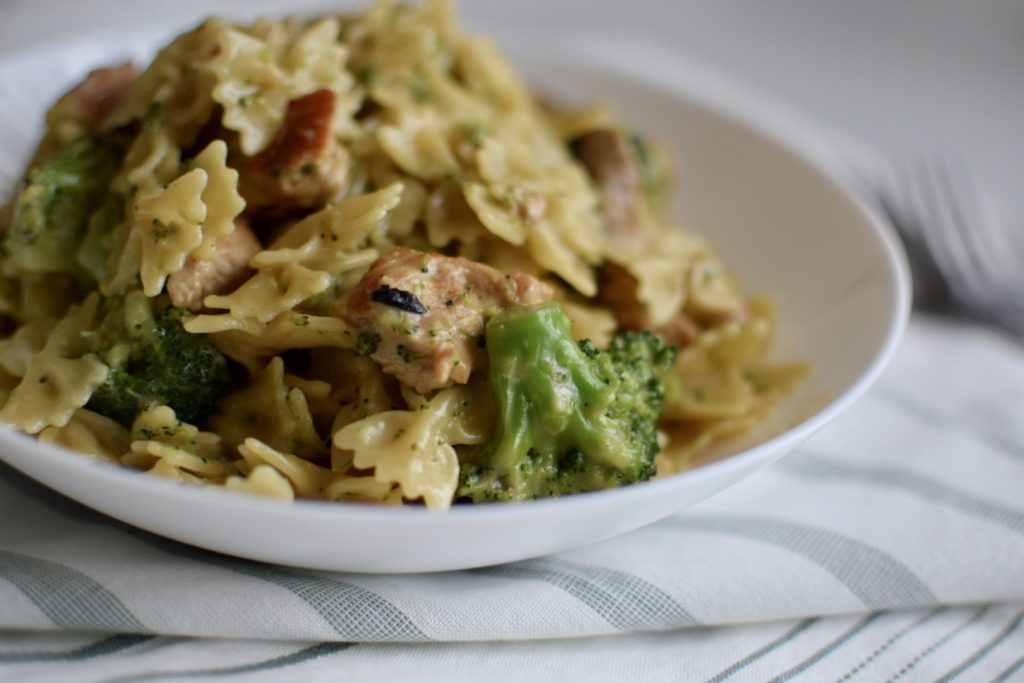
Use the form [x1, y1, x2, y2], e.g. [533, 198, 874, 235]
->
[371, 285, 428, 315]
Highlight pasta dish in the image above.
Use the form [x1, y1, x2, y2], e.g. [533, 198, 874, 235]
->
[0, 0, 805, 508]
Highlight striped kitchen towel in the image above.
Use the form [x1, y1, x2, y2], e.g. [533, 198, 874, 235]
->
[1, 313, 1023, 682]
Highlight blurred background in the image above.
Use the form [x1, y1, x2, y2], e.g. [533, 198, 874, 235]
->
[2, 0, 1023, 323]
[3, 0, 1022, 214]
[2, 0, 1021, 209]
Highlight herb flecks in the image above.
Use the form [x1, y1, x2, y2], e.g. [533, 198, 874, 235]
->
[355, 332, 381, 356]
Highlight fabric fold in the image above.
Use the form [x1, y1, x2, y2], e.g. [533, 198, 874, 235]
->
[1, 316, 1022, 647]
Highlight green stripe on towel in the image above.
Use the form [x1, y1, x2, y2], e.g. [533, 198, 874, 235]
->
[706, 618, 819, 683]
[886, 606, 991, 682]
[664, 515, 936, 608]
[474, 558, 698, 630]
[97, 642, 354, 683]
[837, 608, 947, 681]
[779, 455, 1024, 536]
[0, 551, 147, 632]
[871, 384, 1023, 460]
[933, 609, 1024, 683]
[0, 634, 152, 663]
[768, 613, 883, 682]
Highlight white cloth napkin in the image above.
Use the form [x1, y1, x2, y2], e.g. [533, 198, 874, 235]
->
[1, 314, 1023, 681]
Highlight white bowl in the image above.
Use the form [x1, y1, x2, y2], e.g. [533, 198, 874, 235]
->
[0, 30, 909, 573]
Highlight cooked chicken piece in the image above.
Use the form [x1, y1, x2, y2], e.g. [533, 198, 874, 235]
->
[334, 247, 553, 392]
[598, 262, 700, 348]
[237, 89, 349, 210]
[656, 311, 702, 348]
[597, 261, 649, 331]
[575, 129, 645, 250]
[50, 64, 138, 133]
[166, 219, 261, 311]
[31, 64, 138, 164]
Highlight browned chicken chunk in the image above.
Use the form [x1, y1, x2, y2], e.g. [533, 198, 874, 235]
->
[51, 64, 138, 132]
[236, 89, 349, 210]
[598, 262, 700, 348]
[166, 219, 261, 311]
[334, 247, 553, 392]
[575, 129, 645, 250]
[31, 64, 138, 164]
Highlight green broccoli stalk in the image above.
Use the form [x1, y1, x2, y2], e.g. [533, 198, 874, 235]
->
[5, 135, 122, 274]
[75, 191, 124, 283]
[85, 291, 233, 427]
[458, 302, 676, 502]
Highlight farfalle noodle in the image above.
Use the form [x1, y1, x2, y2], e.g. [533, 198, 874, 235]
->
[0, 0, 806, 508]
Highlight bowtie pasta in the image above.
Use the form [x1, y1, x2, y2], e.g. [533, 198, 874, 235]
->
[0, 0, 806, 508]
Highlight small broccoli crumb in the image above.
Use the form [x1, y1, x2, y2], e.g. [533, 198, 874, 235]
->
[409, 72, 432, 102]
[395, 344, 418, 363]
[457, 122, 488, 148]
[357, 65, 377, 86]
[355, 332, 381, 356]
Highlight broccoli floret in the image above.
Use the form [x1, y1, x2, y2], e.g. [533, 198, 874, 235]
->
[86, 291, 233, 427]
[6, 136, 122, 274]
[75, 191, 124, 283]
[458, 302, 676, 502]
